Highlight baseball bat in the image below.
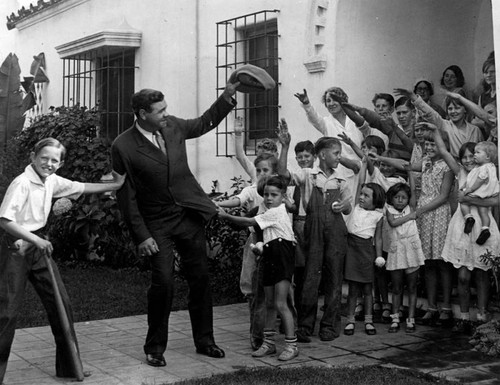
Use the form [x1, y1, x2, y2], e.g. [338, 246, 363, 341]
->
[44, 252, 85, 381]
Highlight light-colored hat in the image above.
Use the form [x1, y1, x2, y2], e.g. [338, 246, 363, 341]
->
[229, 64, 276, 93]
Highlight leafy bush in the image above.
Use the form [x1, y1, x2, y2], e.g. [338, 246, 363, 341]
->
[0, 104, 138, 266]
[0, 104, 249, 298]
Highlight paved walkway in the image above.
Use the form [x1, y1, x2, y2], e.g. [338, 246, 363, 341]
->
[4, 302, 500, 385]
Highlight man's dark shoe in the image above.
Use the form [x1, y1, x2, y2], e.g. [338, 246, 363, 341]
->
[146, 353, 166, 367]
[196, 344, 225, 358]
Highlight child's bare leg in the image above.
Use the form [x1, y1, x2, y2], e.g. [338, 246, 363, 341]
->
[405, 269, 419, 332]
[363, 282, 376, 334]
[477, 206, 490, 228]
[274, 280, 294, 337]
[344, 282, 359, 335]
[252, 285, 277, 357]
[406, 270, 419, 320]
[274, 280, 299, 361]
[389, 270, 403, 332]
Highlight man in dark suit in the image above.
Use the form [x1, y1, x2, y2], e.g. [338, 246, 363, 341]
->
[111, 81, 238, 367]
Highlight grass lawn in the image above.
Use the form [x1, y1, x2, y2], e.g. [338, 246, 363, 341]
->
[175, 366, 457, 385]
[16, 263, 243, 329]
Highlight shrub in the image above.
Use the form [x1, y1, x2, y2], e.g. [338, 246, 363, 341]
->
[0, 104, 249, 298]
[0, 104, 139, 266]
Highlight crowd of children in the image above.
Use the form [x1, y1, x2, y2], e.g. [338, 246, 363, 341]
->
[216, 53, 499, 362]
[0, 57, 497, 380]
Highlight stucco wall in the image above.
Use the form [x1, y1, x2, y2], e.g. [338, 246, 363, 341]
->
[0, 0, 496, 194]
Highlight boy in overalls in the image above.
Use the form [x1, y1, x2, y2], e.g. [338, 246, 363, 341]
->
[277, 121, 351, 342]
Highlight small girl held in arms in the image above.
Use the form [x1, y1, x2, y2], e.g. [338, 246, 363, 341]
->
[217, 176, 298, 361]
[460, 141, 499, 245]
[343, 177, 385, 336]
[385, 182, 425, 333]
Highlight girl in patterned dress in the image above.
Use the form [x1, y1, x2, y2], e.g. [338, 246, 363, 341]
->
[385, 183, 425, 333]
[372, 131, 454, 327]
[430, 124, 500, 333]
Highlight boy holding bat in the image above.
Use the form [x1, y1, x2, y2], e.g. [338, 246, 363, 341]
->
[0, 138, 125, 383]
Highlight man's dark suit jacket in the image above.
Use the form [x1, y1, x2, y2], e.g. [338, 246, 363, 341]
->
[111, 95, 235, 244]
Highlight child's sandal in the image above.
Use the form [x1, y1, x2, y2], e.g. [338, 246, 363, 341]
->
[388, 313, 400, 333]
[381, 304, 392, 323]
[405, 318, 416, 333]
[416, 309, 439, 326]
[436, 309, 453, 328]
[354, 303, 364, 321]
[344, 322, 355, 336]
[365, 323, 377, 335]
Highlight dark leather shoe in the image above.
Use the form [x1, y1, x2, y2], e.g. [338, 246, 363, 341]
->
[196, 344, 225, 358]
[146, 353, 166, 367]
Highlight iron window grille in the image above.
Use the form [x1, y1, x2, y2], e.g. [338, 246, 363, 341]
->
[61, 47, 137, 140]
[216, 10, 280, 157]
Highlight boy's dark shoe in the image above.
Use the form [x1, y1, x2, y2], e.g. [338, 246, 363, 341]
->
[146, 353, 166, 367]
[319, 329, 337, 341]
[464, 217, 475, 234]
[250, 336, 263, 351]
[476, 229, 491, 245]
[296, 328, 312, 343]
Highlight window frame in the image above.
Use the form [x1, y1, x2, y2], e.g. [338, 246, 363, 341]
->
[216, 10, 280, 157]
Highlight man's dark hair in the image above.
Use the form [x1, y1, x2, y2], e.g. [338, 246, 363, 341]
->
[131, 89, 165, 118]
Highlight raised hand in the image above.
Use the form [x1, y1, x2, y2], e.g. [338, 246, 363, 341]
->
[294, 89, 310, 105]
[223, 80, 240, 100]
[444, 90, 462, 101]
[234, 116, 244, 135]
[328, 93, 346, 107]
[342, 102, 360, 112]
[415, 121, 438, 131]
[338, 131, 353, 146]
[276, 118, 291, 147]
[393, 88, 416, 101]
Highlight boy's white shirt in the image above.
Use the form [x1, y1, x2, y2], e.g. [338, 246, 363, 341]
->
[0, 165, 84, 232]
[254, 203, 295, 245]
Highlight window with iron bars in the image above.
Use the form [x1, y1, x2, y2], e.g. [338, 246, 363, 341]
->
[61, 47, 137, 140]
[216, 10, 280, 157]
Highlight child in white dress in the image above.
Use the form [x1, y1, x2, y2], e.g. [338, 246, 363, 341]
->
[461, 141, 499, 245]
[385, 183, 425, 333]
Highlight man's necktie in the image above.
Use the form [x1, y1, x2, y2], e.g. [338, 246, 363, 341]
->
[154, 131, 167, 156]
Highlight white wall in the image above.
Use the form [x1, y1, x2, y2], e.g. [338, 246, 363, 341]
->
[0, 0, 495, 194]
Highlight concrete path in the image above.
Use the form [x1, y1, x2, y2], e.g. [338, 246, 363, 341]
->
[4, 302, 500, 385]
